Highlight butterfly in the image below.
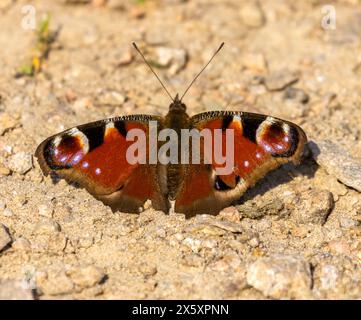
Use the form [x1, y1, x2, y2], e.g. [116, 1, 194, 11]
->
[35, 43, 307, 218]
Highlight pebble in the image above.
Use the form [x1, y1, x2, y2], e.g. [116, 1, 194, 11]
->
[77, 236, 94, 249]
[246, 255, 312, 299]
[264, 70, 299, 91]
[0, 223, 11, 251]
[291, 189, 334, 225]
[36, 271, 75, 296]
[154, 47, 187, 75]
[107, 0, 125, 10]
[339, 217, 359, 228]
[283, 87, 309, 104]
[3, 207, 14, 217]
[182, 237, 202, 253]
[34, 219, 61, 235]
[38, 204, 54, 218]
[0, 113, 20, 135]
[240, 2, 266, 28]
[96, 89, 126, 106]
[0, 165, 11, 176]
[138, 263, 158, 277]
[31, 233, 67, 253]
[0, 200, 5, 210]
[237, 198, 284, 219]
[210, 220, 243, 234]
[318, 264, 339, 291]
[0, 280, 34, 300]
[12, 237, 31, 251]
[72, 97, 93, 113]
[7, 152, 33, 175]
[242, 53, 267, 73]
[327, 239, 351, 255]
[248, 237, 260, 248]
[67, 265, 106, 289]
[219, 206, 241, 222]
[181, 253, 204, 268]
[309, 140, 361, 192]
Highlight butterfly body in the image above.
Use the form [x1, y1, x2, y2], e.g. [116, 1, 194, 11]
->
[36, 93, 307, 218]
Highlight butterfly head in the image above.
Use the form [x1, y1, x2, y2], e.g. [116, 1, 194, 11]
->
[169, 93, 186, 113]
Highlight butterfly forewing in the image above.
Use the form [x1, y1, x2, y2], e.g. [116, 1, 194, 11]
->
[35, 115, 169, 213]
[173, 111, 307, 217]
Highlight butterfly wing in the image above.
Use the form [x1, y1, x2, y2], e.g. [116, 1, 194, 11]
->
[174, 111, 307, 217]
[35, 115, 169, 213]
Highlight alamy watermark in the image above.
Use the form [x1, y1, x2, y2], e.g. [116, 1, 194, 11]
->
[125, 122, 236, 175]
[321, 5, 336, 30]
[21, 5, 36, 30]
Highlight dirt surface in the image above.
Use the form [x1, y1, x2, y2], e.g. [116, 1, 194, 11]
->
[0, 0, 360, 299]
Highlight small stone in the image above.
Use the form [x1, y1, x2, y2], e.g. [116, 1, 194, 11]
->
[130, 6, 146, 19]
[3, 208, 13, 217]
[92, 0, 107, 7]
[34, 220, 61, 235]
[339, 217, 359, 228]
[309, 140, 361, 192]
[318, 264, 339, 291]
[38, 204, 54, 218]
[208, 253, 241, 271]
[219, 206, 241, 222]
[65, 89, 77, 103]
[72, 97, 93, 113]
[0, 200, 5, 210]
[242, 53, 267, 72]
[265, 70, 299, 91]
[283, 87, 309, 104]
[182, 237, 202, 253]
[107, 0, 125, 10]
[7, 152, 33, 175]
[237, 198, 284, 219]
[0, 113, 20, 135]
[0, 164, 11, 176]
[67, 265, 105, 289]
[0, 280, 34, 300]
[181, 253, 204, 268]
[327, 239, 351, 255]
[117, 49, 134, 66]
[12, 237, 31, 251]
[77, 236, 94, 249]
[240, 2, 266, 28]
[291, 189, 334, 225]
[31, 233, 67, 253]
[248, 237, 260, 247]
[210, 220, 243, 233]
[37, 271, 74, 296]
[246, 255, 312, 299]
[0, 223, 11, 251]
[138, 263, 158, 277]
[154, 47, 187, 75]
[96, 89, 126, 106]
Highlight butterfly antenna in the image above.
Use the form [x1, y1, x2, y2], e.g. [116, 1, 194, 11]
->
[132, 42, 174, 103]
[180, 42, 224, 101]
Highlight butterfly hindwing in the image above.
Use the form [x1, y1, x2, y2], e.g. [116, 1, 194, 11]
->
[174, 111, 307, 216]
[35, 115, 169, 213]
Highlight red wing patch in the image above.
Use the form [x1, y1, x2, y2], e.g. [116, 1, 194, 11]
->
[35, 116, 168, 212]
[174, 112, 307, 216]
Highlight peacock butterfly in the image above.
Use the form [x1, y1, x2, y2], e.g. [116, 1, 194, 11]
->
[35, 43, 307, 218]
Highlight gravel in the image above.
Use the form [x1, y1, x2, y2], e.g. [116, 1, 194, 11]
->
[0, 280, 34, 300]
[309, 140, 361, 192]
[7, 152, 33, 175]
[246, 255, 312, 299]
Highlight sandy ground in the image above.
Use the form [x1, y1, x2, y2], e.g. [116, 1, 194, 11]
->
[0, 0, 360, 299]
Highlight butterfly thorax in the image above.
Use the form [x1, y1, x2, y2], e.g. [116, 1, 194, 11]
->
[164, 97, 191, 200]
